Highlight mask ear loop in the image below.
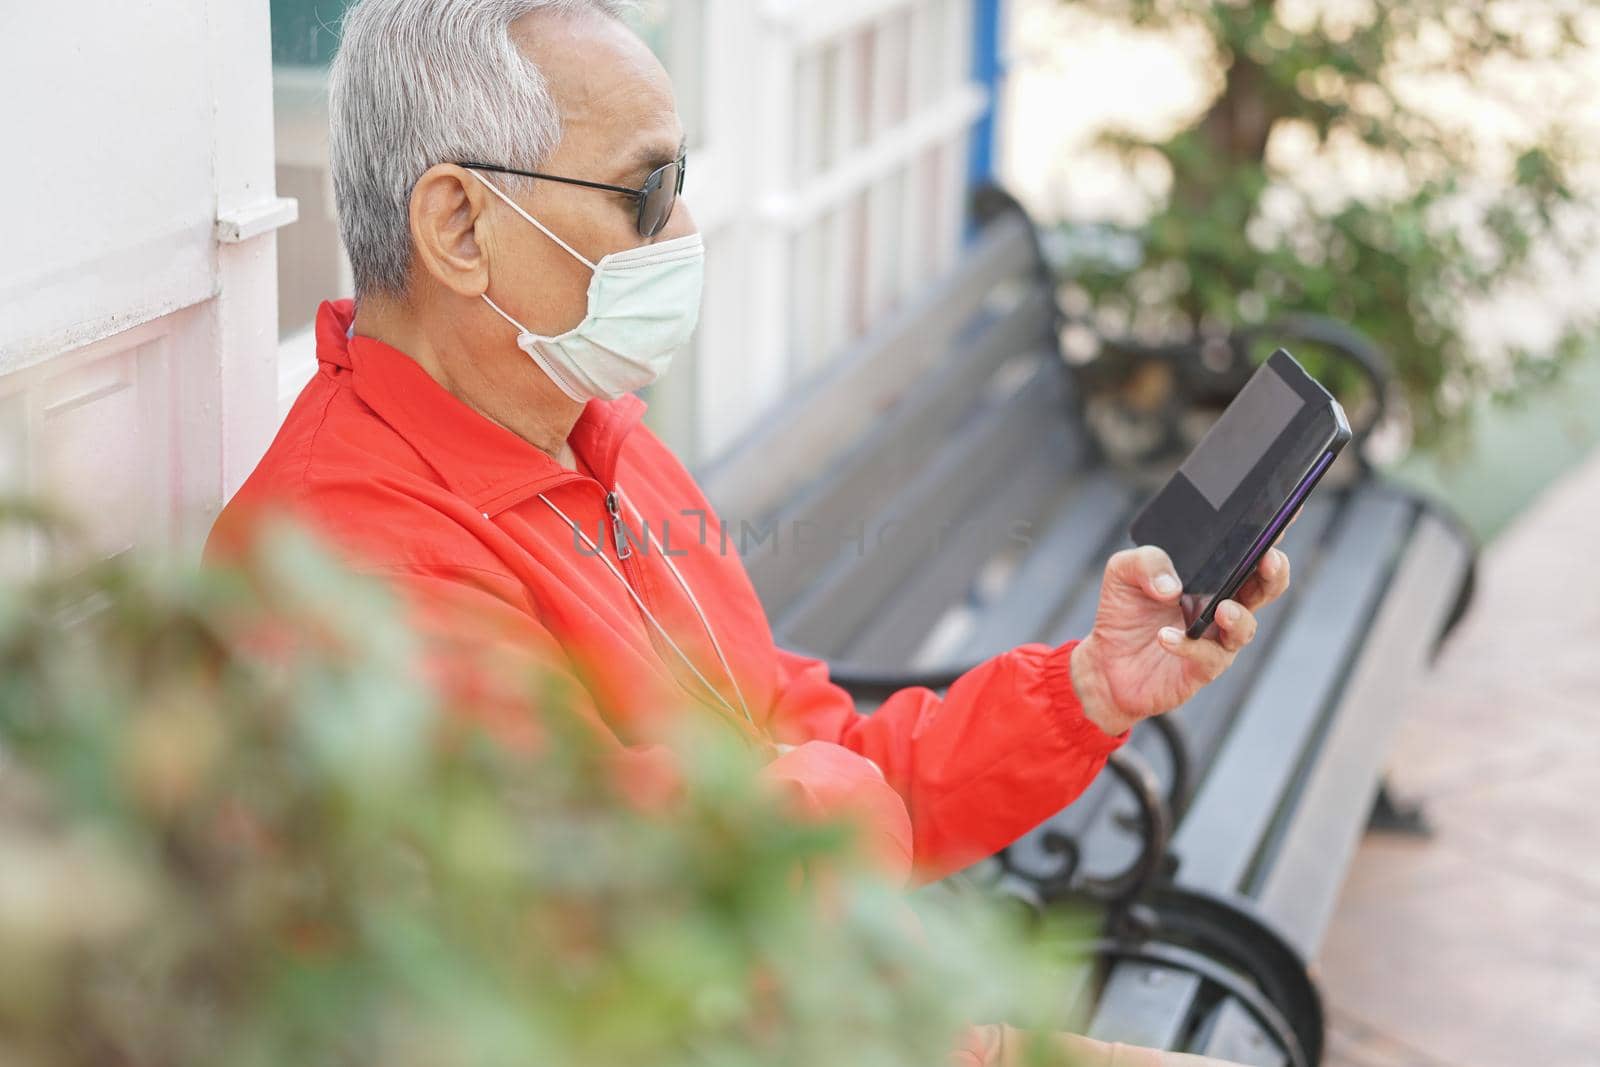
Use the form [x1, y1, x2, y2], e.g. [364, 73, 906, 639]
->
[469, 170, 600, 404]
[467, 170, 597, 271]
[481, 292, 533, 334]
[479, 290, 592, 404]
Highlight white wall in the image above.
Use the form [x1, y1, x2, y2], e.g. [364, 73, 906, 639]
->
[0, 0, 293, 564]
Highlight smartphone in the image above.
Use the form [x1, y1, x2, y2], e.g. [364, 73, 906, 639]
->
[1128, 349, 1351, 639]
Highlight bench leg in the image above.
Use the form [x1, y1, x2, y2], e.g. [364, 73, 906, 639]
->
[1366, 778, 1431, 837]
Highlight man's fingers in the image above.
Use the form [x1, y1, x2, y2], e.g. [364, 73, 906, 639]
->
[1114, 545, 1182, 603]
[1237, 548, 1291, 612]
[1157, 625, 1234, 680]
[1119, 543, 1288, 615]
[1212, 599, 1257, 652]
[1259, 548, 1291, 603]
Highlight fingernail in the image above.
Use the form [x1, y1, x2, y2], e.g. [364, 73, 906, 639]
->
[1154, 574, 1180, 597]
[1159, 626, 1182, 645]
[1219, 601, 1239, 623]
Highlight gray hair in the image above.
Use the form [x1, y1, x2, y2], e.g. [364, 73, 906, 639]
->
[328, 0, 634, 299]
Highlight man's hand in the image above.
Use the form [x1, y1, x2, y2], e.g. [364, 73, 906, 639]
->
[1070, 545, 1292, 737]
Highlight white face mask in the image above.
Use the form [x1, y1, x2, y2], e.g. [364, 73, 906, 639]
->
[471, 171, 704, 403]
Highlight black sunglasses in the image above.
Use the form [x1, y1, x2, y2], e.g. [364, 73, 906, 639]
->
[456, 154, 686, 238]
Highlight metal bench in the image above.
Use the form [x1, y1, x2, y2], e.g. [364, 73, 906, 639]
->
[697, 186, 1476, 1067]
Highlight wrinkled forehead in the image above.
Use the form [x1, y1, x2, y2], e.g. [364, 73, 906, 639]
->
[511, 9, 683, 173]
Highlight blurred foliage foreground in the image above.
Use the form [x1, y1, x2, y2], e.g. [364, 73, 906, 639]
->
[0, 510, 1080, 1067]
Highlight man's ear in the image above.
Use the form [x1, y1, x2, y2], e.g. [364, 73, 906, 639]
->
[409, 164, 492, 298]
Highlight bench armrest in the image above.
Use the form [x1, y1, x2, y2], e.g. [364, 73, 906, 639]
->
[1035, 747, 1173, 907]
[1082, 313, 1393, 473]
[1244, 313, 1392, 467]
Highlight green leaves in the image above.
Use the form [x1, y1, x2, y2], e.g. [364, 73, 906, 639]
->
[1058, 0, 1599, 444]
[0, 514, 1070, 1067]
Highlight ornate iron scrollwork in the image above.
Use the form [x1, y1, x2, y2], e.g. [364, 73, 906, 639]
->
[997, 747, 1173, 912]
[1069, 885, 1325, 1067]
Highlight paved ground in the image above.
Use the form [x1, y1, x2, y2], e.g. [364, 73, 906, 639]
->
[1316, 445, 1600, 1067]
[1388, 351, 1600, 545]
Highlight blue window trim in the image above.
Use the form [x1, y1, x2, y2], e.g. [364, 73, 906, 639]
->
[967, 0, 1005, 233]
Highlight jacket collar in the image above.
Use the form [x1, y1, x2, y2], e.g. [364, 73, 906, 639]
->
[315, 299, 647, 515]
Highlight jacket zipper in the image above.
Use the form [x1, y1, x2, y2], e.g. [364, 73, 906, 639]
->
[604, 489, 633, 561]
[604, 487, 654, 621]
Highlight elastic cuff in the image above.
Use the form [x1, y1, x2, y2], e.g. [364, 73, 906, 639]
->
[1042, 639, 1131, 753]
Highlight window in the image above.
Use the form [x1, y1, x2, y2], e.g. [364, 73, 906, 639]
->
[269, 0, 353, 412]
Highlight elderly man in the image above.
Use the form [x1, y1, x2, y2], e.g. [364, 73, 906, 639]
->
[211, 2, 1288, 1063]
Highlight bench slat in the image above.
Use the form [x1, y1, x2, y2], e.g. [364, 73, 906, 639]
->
[774, 363, 1082, 655]
[954, 470, 1134, 658]
[741, 291, 1064, 616]
[1169, 489, 1414, 894]
[1196, 997, 1286, 1066]
[1251, 507, 1470, 954]
[700, 213, 1044, 522]
[841, 424, 1076, 664]
[1087, 968, 1204, 1048]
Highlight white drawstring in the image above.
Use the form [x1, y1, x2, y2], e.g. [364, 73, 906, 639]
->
[537, 492, 754, 728]
[615, 483, 754, 726]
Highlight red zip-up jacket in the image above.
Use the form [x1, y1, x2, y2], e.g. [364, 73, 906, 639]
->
[208, 299, 1128, 884]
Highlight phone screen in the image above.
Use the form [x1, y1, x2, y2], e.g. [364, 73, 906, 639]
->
[1178, 361, 1306, 510]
